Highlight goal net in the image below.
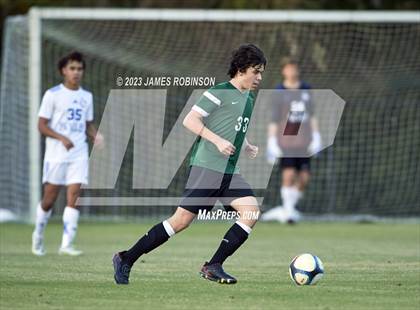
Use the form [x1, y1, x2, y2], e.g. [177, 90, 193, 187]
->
[1, 9, 419, 222]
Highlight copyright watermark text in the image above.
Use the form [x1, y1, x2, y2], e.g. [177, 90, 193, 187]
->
[116, 76, 216, 87]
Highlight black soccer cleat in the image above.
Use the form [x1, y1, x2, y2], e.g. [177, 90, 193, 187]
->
[113, 251, 132, 285]
[199, 262, 237, 284]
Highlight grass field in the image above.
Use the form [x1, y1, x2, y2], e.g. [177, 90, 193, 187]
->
[0, 221, 419, 309]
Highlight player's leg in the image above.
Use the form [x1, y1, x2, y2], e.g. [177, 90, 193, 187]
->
[260, 160, 298, 222]
[296, 157, 311, 191]
[292, 159, 311, 217]
[200, 196, 259, 284]
[32, 183, 61, 255]
[296, 170, 310, 192]
[281, 160, 303, 222]
[58, 183, 83, 255]
[122, 207, 195, 265]
[59, 160, 88, 255]
[209, 195, 259, 263]
[200, 171, 259, 284]
[113, 207, 196, 284]
[32, 160, 66, 256]
[113, 166, 217, 284]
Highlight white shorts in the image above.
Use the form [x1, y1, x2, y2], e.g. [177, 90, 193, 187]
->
[42, 160, 88, 185]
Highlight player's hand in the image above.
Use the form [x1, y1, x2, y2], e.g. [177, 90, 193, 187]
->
[60, 136, 74, 150]
[266, 136, 282, 164]
[215, 137, 236, 156]
[245, 143, 258, 159]
[308, 131, 322, 155]
[93, 132, 105, 150]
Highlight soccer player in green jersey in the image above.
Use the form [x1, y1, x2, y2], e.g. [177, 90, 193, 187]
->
[113, 44, 266, 285]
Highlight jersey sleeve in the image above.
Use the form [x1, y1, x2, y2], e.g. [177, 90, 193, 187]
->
[301, 83, 314, 117]
[86, 93, 94, 121]
[307, 99, 315, 117]
[304, 90, 314, 117]
[192, 89, 221, 117]
[271, 103, 281, 123]
[38, 91, 54, 119]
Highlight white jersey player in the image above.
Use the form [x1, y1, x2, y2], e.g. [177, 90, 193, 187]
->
[32, 51, 103, 256]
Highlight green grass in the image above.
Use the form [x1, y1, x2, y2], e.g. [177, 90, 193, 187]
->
[1, 222, 419, 309]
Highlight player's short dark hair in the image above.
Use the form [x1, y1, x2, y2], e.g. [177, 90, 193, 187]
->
[58, 51, 86, 74]
[228, 44, 266, 78]
[280, 57, 299, 68]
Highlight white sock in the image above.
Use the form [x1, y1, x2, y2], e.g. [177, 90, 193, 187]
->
[61, 207, 80, 249]
[162, 220, 176, 237]
[295, 187, 303, 203]
[281, 186, 300, 213]
[33, 203, 52, 237]
[235, 221, 252, 234]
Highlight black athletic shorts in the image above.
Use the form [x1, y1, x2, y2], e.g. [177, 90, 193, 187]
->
[179, 166, 255, 214]
[280, 157, 311, 171]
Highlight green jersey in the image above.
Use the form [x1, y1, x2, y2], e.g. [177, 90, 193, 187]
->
[189, 81, 255, 174]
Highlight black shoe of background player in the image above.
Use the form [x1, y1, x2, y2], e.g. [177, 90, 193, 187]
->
[113, 251, 131, 285]
[199, 261, 237, 284]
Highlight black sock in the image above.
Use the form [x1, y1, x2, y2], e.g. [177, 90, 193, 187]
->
[122, 222, 170, 266]
[208, 223, 249, 265]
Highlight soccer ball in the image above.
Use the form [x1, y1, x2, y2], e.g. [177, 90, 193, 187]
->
[289, 253, 324, 285]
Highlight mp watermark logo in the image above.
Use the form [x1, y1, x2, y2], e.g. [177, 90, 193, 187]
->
[78, 89, 345, 207]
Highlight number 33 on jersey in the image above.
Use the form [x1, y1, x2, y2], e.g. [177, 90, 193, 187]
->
[190, 81, 255, 174]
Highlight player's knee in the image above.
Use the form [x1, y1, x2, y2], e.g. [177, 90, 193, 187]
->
[302, 175, 311, 186]
[167, 208, 195, 233]
[297, 173, 310, 190]
[67, 189, 81, 199]
[238, 204, 260, 226]
[244, 204, 260, 216]
[41, 200, 54, 211]
[66, 193, 81, 207]
[66, 198, 78, 208]
[170, 219, 190, 233]
[174, 221, 190, 233]
[282, 169, 296, 186]
[41, 195, 58, 210]
[42, 191, 59, 208]
[282, 177, 294, 187]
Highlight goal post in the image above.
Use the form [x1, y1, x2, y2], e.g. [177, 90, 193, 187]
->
[1, 8, 418, 223]
[28, 8, 42, 224]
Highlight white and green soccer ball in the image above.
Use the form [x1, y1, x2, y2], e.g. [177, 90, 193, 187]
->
[289, 253, 324, 286]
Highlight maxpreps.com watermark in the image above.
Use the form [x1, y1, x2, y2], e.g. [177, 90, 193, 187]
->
[197, 209, 260, 221]
[116, 76, 216, 87]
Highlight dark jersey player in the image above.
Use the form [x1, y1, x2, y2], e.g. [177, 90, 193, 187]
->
[263, 58, 321, 223]
[113, 44, 266, 285]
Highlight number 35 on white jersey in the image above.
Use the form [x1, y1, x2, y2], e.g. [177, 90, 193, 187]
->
[38, 83, 93, 163]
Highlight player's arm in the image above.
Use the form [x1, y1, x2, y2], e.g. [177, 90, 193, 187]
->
[306, 89, 322, 154]
[267, 122, 278, 138]
[244, 137, 258, 159]
[85, 96, 104, 148]
[86, 121, 104, 148]
[266, 122, 282, 164]
[308, 117, 322, 154]
[310, 117, 319, 132]
[183, 110, 235, 156]
[86, 122, 97, 141]
[38, 117, 74, 150]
